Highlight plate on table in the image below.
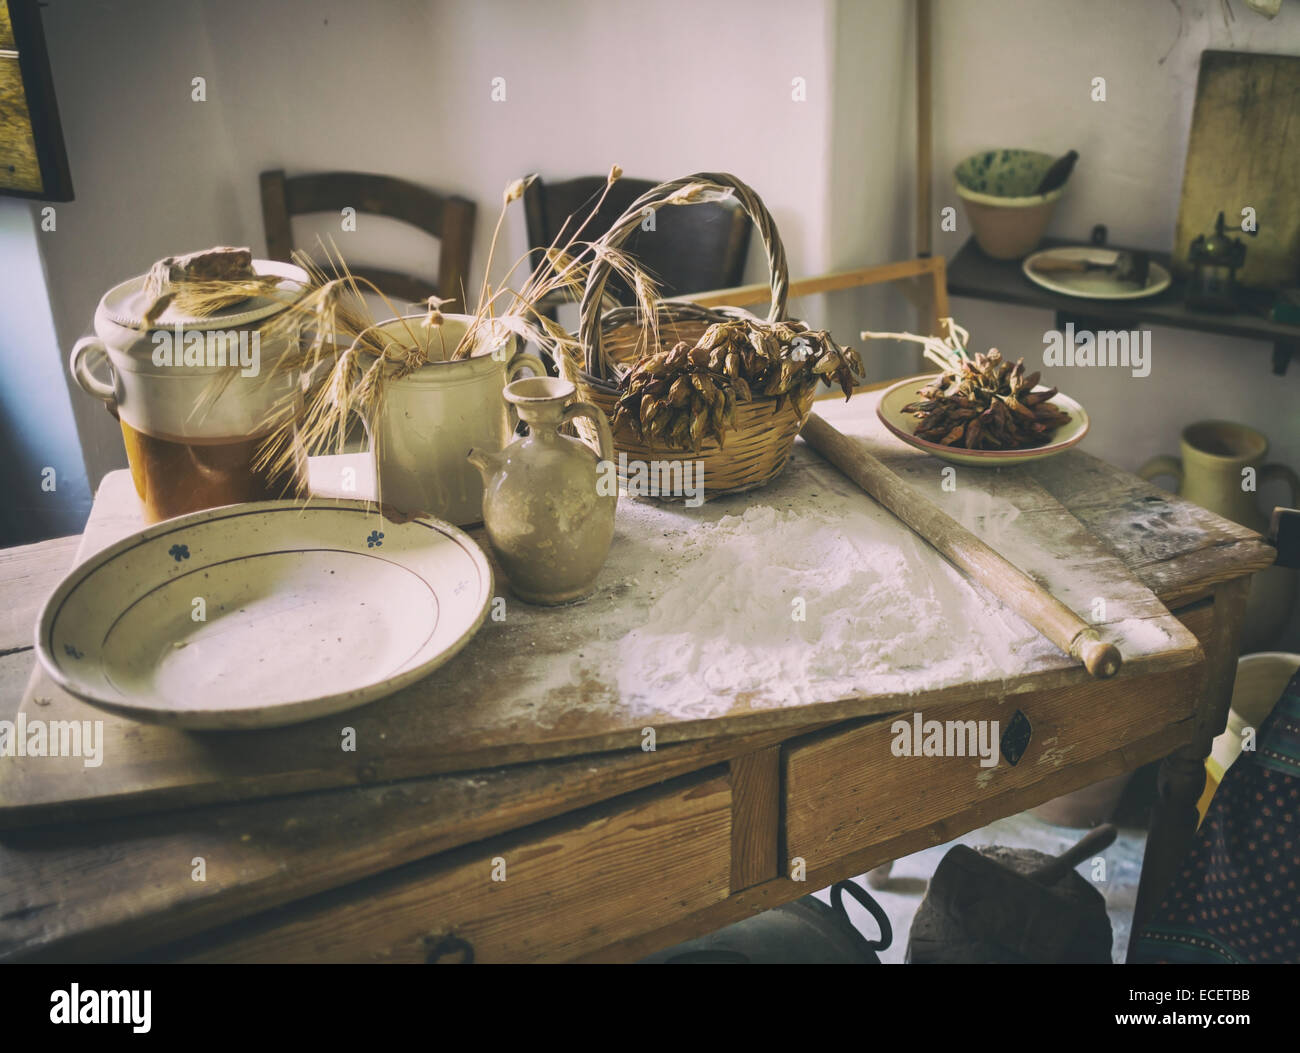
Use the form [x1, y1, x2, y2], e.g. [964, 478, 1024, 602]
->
[1022, 246, 1171, 300]
[876, 374, 1089, 467]
[36, 500, 493, 730]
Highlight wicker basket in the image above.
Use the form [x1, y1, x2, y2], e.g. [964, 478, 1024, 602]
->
[560, 172, 801, 498]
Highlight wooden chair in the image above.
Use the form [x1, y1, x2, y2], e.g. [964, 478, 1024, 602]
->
[522, 173, 752, 317]
[259, 170, 476, 309]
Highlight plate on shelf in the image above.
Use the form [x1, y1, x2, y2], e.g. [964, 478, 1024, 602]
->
[1022, 246, 1171, 300]
[36, 500, 493, 730]
[876, 374, 1090, 467]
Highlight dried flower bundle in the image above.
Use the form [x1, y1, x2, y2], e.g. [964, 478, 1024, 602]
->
[611, 318, 862, 452]
[861, 319, 1070, 451]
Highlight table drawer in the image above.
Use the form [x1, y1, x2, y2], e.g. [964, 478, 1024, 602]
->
[785, 604, 1214, 871]
[171, 768, 731, 963]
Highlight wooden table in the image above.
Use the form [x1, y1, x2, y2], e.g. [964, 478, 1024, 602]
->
[0, 430, 1273, 963]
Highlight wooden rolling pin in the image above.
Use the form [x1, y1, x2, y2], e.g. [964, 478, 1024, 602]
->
[800, 413, 1122, 678]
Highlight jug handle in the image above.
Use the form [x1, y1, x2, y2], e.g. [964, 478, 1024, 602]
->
[561, 401, 615, 464]
[1261, 463, 1300, 508]
[1138, 455, 1182, 492]
[69, 337, 117, 405]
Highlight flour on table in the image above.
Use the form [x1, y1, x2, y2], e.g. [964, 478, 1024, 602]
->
[1103, 616, 1172, 652]
[615, 489, 1051, 719]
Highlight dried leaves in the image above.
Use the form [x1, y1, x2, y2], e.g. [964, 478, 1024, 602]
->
[901, 349, 1071, 451]
[611, 318, 862, 452]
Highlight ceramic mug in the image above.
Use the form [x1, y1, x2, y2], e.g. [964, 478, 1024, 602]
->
[68, 260, 311, 522]
[364, 315, 547, 526]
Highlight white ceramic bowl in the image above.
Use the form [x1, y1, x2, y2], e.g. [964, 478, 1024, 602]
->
[36, 499, 493, 729]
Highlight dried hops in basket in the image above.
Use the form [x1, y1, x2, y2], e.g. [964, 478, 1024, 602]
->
[567, 172, 866, 496]
[611, 318, 862, 453]
[863, 318, 1070, 452]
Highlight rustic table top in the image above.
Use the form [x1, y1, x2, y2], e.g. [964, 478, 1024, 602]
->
[0, 390, 1275, 961]
[2, 391, 1249, 822]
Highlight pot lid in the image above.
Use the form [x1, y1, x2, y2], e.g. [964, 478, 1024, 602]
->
[100, 259, 311, 331]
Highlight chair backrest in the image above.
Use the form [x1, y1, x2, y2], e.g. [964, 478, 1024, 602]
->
[522, 174, 752, 311]
[259, 169, 476, 309]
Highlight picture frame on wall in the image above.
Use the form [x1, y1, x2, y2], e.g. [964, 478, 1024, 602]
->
[0, 0, 72, 201]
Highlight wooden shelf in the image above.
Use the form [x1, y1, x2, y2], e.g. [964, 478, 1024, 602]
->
[946, 236, 1300, 374]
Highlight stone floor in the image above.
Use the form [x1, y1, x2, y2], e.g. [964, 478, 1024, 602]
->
[811, 809, 1148, 963]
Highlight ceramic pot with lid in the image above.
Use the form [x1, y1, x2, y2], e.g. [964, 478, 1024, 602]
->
[69, 259, 312, 523]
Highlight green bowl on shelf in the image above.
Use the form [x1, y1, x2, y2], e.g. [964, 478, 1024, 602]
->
[954, 149, 1065, 260]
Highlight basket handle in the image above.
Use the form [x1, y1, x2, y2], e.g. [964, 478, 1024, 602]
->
[577, 172, 790, 380]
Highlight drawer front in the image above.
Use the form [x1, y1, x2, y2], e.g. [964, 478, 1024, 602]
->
[786, 605, 1213, 870]
[177, 769, 731, 963]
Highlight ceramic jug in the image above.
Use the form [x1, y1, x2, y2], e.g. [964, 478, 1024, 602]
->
[468, 377, 616, 605]
[1140, 420, 1300, 651]
[364, 315, 546, 527]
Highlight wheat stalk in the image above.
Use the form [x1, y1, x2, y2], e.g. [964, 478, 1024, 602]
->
[249, 167, 661, 496]
[861, 317, 971, 391]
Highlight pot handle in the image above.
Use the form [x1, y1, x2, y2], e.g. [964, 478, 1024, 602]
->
[1261, 463, 1300, 508]
[69, 337, 118, 404]
[562, 400, 615, 464]
[506, 351, 548, 383]
[829, 879, 893, 953]
[1138, 455, 1182, 492]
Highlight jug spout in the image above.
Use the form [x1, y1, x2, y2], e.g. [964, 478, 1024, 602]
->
[467, 446, 503, 482]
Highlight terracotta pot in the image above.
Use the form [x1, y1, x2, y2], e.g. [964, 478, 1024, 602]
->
[67, 259, 312, 522]
[954, 149, 1065, 260]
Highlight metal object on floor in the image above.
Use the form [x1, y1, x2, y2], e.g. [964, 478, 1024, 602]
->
[907, 824, 1116, 964]
[642, 880, 893, 964]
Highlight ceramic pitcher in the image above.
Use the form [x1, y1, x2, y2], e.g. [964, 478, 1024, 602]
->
[365, 315, 546, 526]
[1140, 420, 1300, 651]
[468, 376, 616, 604]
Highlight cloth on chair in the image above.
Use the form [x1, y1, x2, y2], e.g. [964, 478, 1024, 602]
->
[1132, 669, 1300, 963]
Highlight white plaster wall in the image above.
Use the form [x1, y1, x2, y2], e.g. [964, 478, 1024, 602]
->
[825, 0, 916, 381]
[0, 200, 91, 542]
[928, 0, 1300, 481]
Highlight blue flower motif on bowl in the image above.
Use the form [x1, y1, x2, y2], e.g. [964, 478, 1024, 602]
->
[169, 544, 190, 562]
[367, 531, 385, 548]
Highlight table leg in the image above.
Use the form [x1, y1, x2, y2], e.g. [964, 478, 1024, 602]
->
[1127, 577, 1250, 957]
